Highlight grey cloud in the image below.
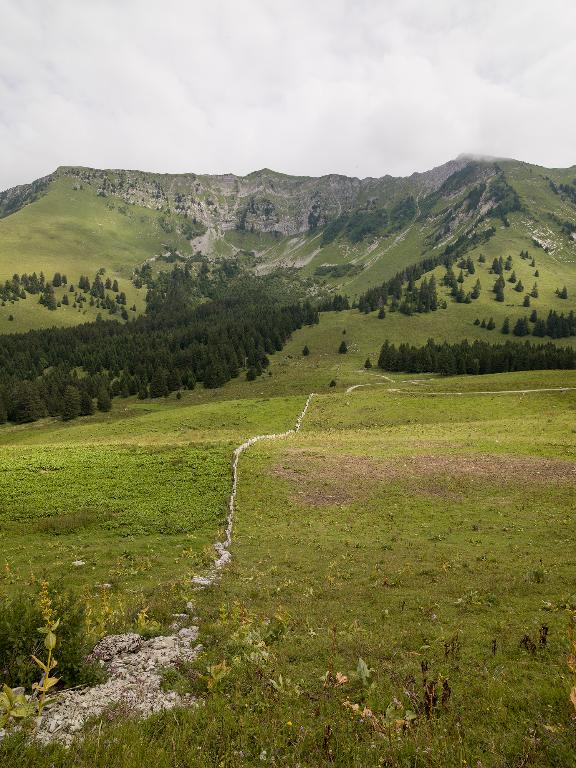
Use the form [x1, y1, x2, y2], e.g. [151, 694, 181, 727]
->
[1, 0, 575, 190]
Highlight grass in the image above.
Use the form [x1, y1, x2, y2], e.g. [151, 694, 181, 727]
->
[0, 392, 310, 610]
[0, 176, 193, 331]
[3, 371, 575, 766]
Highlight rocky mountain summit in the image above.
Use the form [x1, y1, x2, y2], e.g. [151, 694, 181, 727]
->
[1, 156, 477, 236]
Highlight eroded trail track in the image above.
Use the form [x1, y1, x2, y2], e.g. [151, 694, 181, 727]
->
[35, 393, 316, 745]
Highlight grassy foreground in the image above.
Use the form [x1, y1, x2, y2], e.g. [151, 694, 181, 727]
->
[3, 370, 575, 766]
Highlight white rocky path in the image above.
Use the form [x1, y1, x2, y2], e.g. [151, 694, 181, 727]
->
[33, 393, 316, 745]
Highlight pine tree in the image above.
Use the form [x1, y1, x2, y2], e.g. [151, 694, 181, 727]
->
[0, 394, 7, 424]
[487, 317, 496, 330]
[61, 385, 81, 421]
[559, 285, 568, 299]
[329, 379, 337, 388]
[167, 369, 181, 392]
[338, 340, 348, 354]
[501, 317, 510, 334]
[508, 270, 517, 283]
[493, 276, 505, 302]
[471, 279, 481, 299]
[80, 390, 95, 416]
[137, 383, 149, 399]
[514, 280, 524, 293]
[302, 345, 310, 356]
[531, 283, 539, 298]
[10, 383, 46, 424]
[523, 295, 530, 307]
[96, 387, 112, 412]
[364, 357, 372, 369]
[150, 369, 169, 397]
[529, 309, 538, 323]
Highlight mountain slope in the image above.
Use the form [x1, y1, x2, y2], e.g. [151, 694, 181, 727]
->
[0, 156, 575, 333]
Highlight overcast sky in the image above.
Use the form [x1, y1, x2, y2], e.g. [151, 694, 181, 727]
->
[1, 0, 575, 190]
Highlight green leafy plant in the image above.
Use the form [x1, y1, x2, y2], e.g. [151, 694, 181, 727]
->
[31, 581, 60, 716]
[355, 657, 374, 686]
[0, 684, 35, 729]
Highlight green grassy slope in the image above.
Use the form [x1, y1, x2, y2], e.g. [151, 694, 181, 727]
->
[0, 176, 193, 331]
[4, 371, 575, 766]
[1, 157, 576, 338]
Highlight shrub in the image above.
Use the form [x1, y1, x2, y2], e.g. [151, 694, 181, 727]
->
[0, 589, 102, 689]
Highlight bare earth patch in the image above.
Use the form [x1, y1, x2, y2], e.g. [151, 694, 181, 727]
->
[272, 450, 576, 506]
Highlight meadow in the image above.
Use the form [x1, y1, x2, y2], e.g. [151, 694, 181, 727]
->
[0, 176, 195, 331]
[1, 362, 575, 766]
[0, 393, 310, 602]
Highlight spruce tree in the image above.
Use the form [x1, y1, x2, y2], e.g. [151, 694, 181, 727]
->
[338, 340, 348, 354]
[10, 383, 46, 424]
[80, 390, 95, 416]
[150, 369, 169, 397]
[364, 357, 372, 369]
[513, 317, 529, 336]
[96, 387, 112, 412]
[302, 345, 310, 356]
[501, 317, 510, 334]
[61, 385, 81, 421]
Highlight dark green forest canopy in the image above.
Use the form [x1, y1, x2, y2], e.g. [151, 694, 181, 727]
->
[378, 338, 576, 375]
[0, 284, 319, 423]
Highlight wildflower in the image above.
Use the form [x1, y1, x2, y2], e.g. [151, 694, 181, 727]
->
[38, 580, 54, 625]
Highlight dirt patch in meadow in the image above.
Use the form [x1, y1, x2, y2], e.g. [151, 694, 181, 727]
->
[271, 450, 576, 506]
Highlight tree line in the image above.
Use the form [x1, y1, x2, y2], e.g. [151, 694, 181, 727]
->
[377, 338, 576, 376]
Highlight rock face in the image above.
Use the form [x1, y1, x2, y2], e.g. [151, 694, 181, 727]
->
[49, 157, 476, 237]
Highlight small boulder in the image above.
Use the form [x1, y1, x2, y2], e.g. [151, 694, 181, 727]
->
[89, 633, 142, 662]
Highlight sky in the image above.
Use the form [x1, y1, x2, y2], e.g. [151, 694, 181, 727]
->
[1, 0, 576, 190]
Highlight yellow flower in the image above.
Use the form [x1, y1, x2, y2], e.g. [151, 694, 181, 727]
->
[287, 721, 292, 727]
[38, 580, 54, 625]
